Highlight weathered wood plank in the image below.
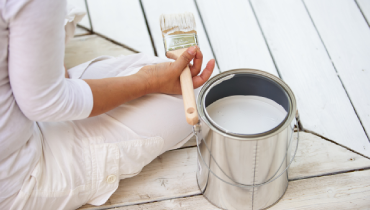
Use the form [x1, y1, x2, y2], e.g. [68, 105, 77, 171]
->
[112, 170, 370, 210]
[79, 148, 200, 210]
[67, 0, 91, 30]
[65, 35, 135, 69]
[141, 0, 220, 77]
[195, 0, 278, 76]
[250, 0, 370, 157]
[289, 132, 370, 180]
[86, 0, 154, 55]
[79, 132, 370, 209]
[303, 0, 370, 153]
[357, 0, 370, 25]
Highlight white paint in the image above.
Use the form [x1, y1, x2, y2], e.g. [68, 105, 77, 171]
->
[357, 0, 370, 25]
[250, 0, 370, 157]
[160, 13, 196, 35]
[87, 0, 154, 55]
[303, 0, 370, 151]
[196, 0, 278, 75]
[206, 96, 287, 134]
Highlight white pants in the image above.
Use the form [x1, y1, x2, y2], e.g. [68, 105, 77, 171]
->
[8, 54, 194, 210]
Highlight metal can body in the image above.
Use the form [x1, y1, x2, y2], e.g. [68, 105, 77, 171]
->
[195, 69, 298, 210]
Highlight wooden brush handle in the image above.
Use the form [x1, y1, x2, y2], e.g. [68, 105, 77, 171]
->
[167, 48, 199, 125]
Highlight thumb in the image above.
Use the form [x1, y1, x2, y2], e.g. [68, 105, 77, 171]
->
[169, 46, 197, 73]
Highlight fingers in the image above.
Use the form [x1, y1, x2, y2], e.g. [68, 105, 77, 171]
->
[168, 46, 197, 74]
[193, 59, 215, 88]
[190, 46, 203, 77]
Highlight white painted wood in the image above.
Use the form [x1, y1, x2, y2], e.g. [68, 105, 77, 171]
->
[79, 132, 370, 209]
[272, 170, 370, 209]
[288, 132, 370, 179]
[250, 0, 370, 157]
[65, 35, 135, 69]
[195, 0, 278, 76]
[74, 27, 90, 36]
[112, 170, 370, 210]
[141, 0, 220, 76]
[179, 135, 196, 148]
[67, 0, 91, 30]
[303, 0, 370, 153]
[357, 0, 370, 25]
[87, 0, 154, 55]
[79, 148, 200, 210]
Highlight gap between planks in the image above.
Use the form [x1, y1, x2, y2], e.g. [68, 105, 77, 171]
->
[79, 132, 370, 210]
[249, 0, 370, 158]
[110, 169, 370, 210]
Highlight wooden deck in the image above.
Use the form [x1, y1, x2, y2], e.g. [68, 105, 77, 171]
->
[66, 0, 370, 209]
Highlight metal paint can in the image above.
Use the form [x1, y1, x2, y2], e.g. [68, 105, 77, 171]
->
[194, 69, 299, 210]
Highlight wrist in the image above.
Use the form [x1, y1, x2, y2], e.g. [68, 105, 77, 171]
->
[135, 69, 157, 95]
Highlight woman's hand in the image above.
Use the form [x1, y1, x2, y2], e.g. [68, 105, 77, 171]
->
[138, 46, 215, 95]
[85, 46, 215, 117]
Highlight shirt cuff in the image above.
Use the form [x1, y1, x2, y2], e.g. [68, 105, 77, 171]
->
[71, 78, 94, 119]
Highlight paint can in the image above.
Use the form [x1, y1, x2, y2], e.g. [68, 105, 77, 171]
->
[194, 69, 299, 210]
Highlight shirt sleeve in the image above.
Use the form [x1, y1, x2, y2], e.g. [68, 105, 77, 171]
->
[6, 0, 93, 121]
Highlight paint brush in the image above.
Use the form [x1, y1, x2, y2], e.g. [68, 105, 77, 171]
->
[160, 12, 199, 125]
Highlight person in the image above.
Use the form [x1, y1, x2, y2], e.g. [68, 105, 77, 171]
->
[0, 0, 215, 209]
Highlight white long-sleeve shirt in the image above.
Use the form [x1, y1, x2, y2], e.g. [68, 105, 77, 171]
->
[0, 0, 93, 201]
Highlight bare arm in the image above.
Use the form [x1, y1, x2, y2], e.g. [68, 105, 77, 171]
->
[65, 65, 69, 78]
[84, 73, 148, 117]
[85, 46, 215, 117]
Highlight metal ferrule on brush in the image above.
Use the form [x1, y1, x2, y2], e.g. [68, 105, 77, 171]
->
[163, 33, 198, 53]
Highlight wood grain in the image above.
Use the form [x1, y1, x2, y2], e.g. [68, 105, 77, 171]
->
[357, 0, 370, 25]
[303, 0, 370, 153]
[141, 0, 220, 77]
[112, 169, 370, 210]
[86, 0, 154, 55]
[195, 0, 278, 76]
[79, 132, 370, 209]
[67, 0, 91, 30]
[64, 35, 135, 69]
[167, 48, 199, 125]
[250, 0, 370, 158]
[79, 148, 200, 210]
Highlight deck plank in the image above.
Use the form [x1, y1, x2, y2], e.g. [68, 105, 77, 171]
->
[74, 27, 90, 36]
[86, 0, 154, 55]
[195, 0, 278, 76]
[141, 0, 220, 77]
[249, 0, 370, 158]
[303, 0, 370, 152]
[112, 169, 370, 210]
[79, 132, 370, 209]
[357, 0, 370, 25]
[67, 0, 91, 30]
[65, 35, 135, 69]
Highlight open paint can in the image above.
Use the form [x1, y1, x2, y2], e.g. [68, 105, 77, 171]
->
[194, 69, 299, 210]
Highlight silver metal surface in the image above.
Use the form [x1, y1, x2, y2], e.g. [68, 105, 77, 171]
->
[195, 69, 299, 210]
[163, 33, 198, 53]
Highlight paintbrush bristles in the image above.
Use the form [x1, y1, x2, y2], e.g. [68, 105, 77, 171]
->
[160, 12, 196, 35]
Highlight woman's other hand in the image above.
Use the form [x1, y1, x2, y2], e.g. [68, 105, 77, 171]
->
[138, 46, 215, 95]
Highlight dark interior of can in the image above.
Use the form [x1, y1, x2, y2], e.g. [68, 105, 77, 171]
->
[205, 73, 290, 112]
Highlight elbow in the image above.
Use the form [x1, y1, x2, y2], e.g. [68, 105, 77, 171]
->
[21, 105, 51, 122]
